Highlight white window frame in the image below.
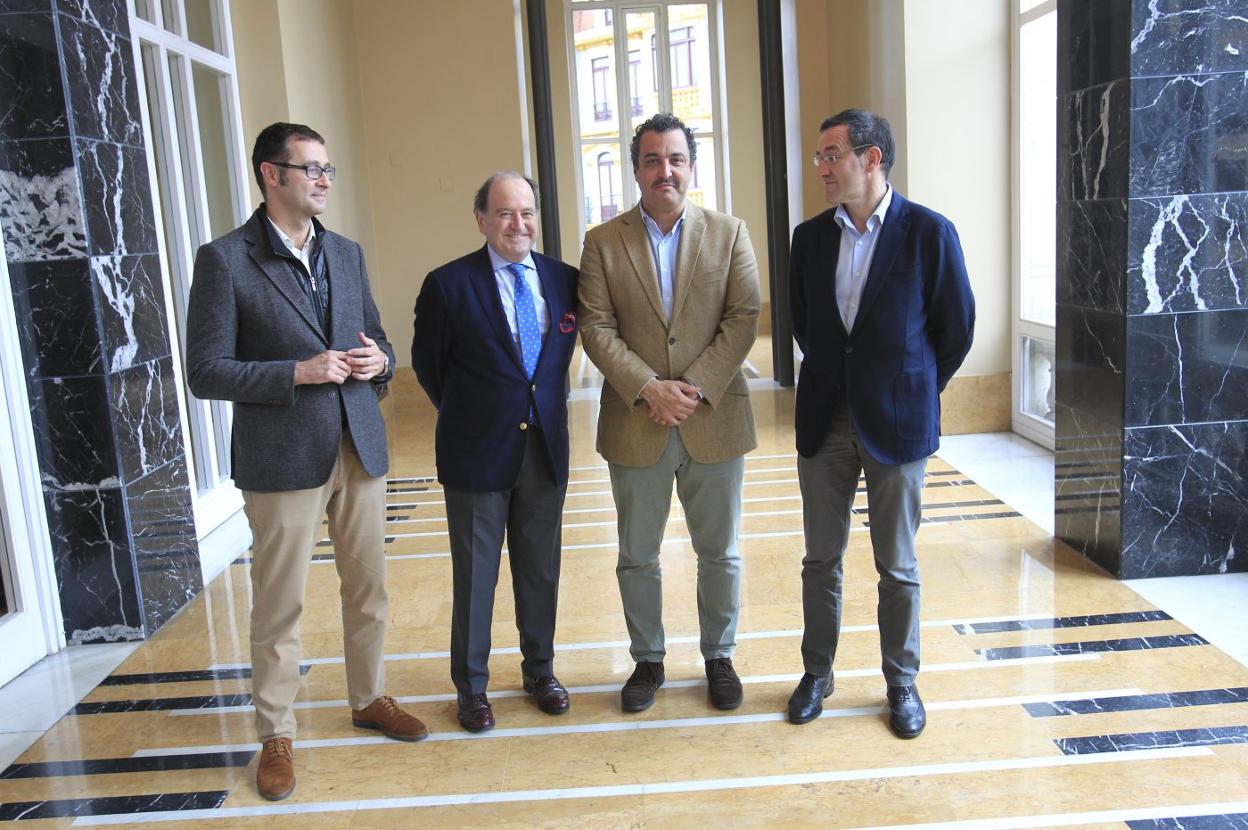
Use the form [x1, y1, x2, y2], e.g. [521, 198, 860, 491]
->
[565, 0, 730, 244]
[128, 0, 251, 576]
[1011, 0, 1057, 449]
[0, 218, 65, 685]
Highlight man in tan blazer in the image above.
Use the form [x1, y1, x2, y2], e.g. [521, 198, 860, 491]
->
[579, 113, 760, 713]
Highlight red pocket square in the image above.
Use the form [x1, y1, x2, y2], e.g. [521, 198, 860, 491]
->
[559, 311, 576, 334]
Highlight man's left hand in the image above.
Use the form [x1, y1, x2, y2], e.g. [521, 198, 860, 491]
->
[347, 331, 387, 380]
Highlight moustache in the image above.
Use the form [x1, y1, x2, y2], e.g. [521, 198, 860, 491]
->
[652, 179, 678, 188]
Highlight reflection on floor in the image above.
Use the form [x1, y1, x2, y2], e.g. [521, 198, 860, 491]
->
[2, 376, 1247, 827]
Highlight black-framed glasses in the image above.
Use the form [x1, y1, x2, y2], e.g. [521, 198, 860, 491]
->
[811, 144, 873, 168]
[268, 161, 336, 181]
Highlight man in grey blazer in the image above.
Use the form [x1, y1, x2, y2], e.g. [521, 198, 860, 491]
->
[579, 113, 760, 713]
[186, 123, 426, 802]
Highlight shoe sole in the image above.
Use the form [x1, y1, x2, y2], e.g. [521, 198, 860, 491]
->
[709, 694, 743, 710]
[889, 721, 924, 739]
[621, 696, 655, 713]
[258, 781, 295, 801]
[457, 717, 495, 733]
[352, 719, 429, 742]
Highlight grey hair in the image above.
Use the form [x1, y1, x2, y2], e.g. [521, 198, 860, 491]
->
[473, 172, 540, 214]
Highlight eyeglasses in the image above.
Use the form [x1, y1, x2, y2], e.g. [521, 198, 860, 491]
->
[811, 144, 873, 168]
[268, 161, 336, 181]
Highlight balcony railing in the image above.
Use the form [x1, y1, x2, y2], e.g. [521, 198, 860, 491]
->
[601, 198, 620, 221]
[630, 96, 644, 116]
[594, 102, 613, 122]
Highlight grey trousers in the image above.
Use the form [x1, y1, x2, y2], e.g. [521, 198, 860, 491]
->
[797, 406, 926, 686]
[608, 429, 745, 663]
[444, 427, 567, 695]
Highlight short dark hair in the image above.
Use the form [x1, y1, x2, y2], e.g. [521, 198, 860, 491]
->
[251, 122, 325, 194]
[819, 109, 895, 176]
[629, 113, 697, 171]
[473, 172, 540, 214]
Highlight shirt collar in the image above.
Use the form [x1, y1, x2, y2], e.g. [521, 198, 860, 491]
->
[639, 204, 686, 237]
[486, 244, 536, 274]
[265, 213, 316, 252]
[834, 183, 893, 233]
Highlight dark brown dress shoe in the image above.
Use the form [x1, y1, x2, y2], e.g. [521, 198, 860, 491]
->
[621, 661, 665, 712]
[787, 672, 834, 724]
[705, 657, 743, 710]
[457, 693, 495, 732]
[352, 694, 429, 741]
[256, 737, 295, 801]
[887, 684, 926, 738]
[523, 675, 570, 715]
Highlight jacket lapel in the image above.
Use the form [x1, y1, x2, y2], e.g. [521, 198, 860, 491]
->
[668, 202, 704, 324]
[852, 191, 909, 331]
[244, 212, 327, 344]
[619, 207, 668, 323]
[820, 212, 849, 339]
[467, 246, 526, 374]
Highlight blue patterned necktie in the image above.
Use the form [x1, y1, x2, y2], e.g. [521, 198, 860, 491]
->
[508, 262, 542, 378]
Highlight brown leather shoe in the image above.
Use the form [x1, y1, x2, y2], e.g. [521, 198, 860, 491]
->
[351, 695, 429, 742]
[523, 675, 570, 715]
[256, 737, 295, 801]
[457, 693, 495, 732]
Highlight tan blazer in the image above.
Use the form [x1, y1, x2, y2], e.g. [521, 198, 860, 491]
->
[579, 202, 760, 466]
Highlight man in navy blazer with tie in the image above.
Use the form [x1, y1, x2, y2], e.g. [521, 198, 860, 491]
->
[786, 110, 975, 736]
[412, 172, 578, 732]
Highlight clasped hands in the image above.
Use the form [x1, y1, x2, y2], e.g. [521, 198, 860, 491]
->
[640, 378, 701, 427]
[294, 332, 386, 385]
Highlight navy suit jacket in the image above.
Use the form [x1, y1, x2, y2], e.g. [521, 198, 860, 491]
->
[412, 246, 579, 492]
[789, 191, 975, 465]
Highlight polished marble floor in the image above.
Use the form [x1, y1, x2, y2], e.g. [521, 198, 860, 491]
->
[2, 376, 1247, 828]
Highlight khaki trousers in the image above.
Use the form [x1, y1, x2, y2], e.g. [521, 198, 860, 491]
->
[242, 435, 388, 740]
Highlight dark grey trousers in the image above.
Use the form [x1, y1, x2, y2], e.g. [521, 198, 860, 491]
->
[444, 427, 567, 695]
[797, 405, 926, 686]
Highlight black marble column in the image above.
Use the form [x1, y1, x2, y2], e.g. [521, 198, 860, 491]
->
[1, 0, 202, 642]
[1056, 0, 1248, 577]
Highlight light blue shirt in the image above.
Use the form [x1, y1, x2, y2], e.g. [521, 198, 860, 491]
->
[487, 245, 548, 345]
[833, 184, 893, 333]
[639, 205, 686, 320]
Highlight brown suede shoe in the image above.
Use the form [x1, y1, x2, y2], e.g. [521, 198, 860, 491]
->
[351, 695, 429, 742]
[256, 737, 295, 801]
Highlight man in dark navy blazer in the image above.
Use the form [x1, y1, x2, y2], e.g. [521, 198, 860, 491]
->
[412, 172, 579, 732]
[786, 110, 975, 736]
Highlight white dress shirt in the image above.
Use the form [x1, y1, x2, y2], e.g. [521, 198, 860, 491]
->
[487, 245, 549, 347]
[639, 205, 686, 320]
[833, 184, 893, 333]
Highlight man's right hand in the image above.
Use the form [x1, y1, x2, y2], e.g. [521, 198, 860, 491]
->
[295, 350, 353, 385]
[640, 378, 700, 426]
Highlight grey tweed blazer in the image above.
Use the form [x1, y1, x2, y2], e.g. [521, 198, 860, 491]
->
[185, 207, 395, 492]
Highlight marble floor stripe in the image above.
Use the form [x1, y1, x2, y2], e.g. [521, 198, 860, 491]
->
[138, 686, 1142, 755]
[0, 790, 229, 821]
[0, 751, 255, 779]
[1054, 724, 1248, 755]
[203, 615, 1082, 669]
[1024, 687, 1248, 717]
[1126, 813, 1248, 829]
[101, 667, 310, 686]
[837, 801, 1248, 830]
[65, 748, 1214, 826]
[74, 694, 253, 715]
[977, 633, 1209, 660]
[170, 654, 1105, 715]
[955, 610, 1174, 634]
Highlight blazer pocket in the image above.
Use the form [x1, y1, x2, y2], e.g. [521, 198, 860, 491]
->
[892, 370, 935, 440]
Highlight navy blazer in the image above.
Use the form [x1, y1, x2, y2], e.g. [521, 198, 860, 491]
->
[412, 246, 579, 492]
[789, 191, 975, 465]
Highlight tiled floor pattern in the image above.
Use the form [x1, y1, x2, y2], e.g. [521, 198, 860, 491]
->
[2, 380, 1247, 828]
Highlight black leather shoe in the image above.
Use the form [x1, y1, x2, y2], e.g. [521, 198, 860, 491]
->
[456, 693, 495, 733]
[887, 685, 925, 738]
[621, 661, 664, 712]
[787, 672, 834, 724]
[523, 675, 570, 715]
[705, 658, 743, 710]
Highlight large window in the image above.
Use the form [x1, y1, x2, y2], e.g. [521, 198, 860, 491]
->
[568, 1, 725, 238]
[1012, 0, 1056, 447]
[130, 0, 249, 537]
